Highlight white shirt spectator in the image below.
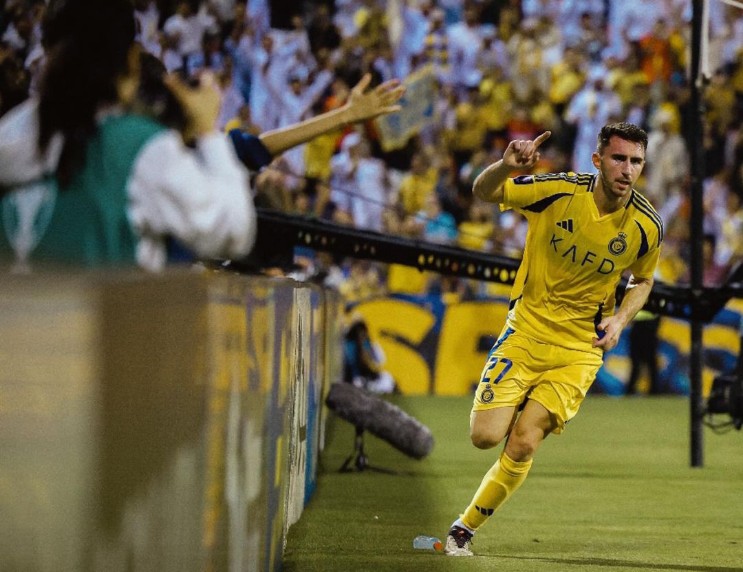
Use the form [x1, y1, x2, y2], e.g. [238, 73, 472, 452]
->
[447, 17, 495, 88]
[0, 99, 255, 271]
[134, 0, 161, 57]
[163, 4, 217, 58]
[607, 0, 669, 60]
[565, 76, 622, 173]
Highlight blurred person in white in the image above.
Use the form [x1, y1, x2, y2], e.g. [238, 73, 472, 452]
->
[606, 0, 671, 61]
[447, 1, 495, 90]
[162, 0, 218, 63]
[393, 0, 431, 80]
[476, 27, 508, 79]
[521, 0, 604, 51]
[133, 0, 161, 58]
[1, 1, 40, 55]
[329, 132, 360, 220]
[185, 29, 226, 80]
[330, 131, 390, 232]
[644, 108, 688, 210]
[702, 167, 731, 242]
[268, 56, 334, 185]
[0, 0, 254, 271]
[234, 29, 281, 131]
[716, 190, 743, 271]
[564, 67, 622, 173]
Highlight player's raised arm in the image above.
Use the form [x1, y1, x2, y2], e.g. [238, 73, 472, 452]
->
[473, 131, 551, 203]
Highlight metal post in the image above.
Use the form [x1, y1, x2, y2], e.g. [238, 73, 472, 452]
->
[688, 0, 705, 467]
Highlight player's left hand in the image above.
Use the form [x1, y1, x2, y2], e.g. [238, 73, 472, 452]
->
[592, 316, 624, 351]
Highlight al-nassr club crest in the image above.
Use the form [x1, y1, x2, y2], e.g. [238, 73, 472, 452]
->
[608, 232, 627, 256]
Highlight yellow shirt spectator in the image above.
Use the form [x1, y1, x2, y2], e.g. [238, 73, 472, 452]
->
[398, 153, 438, 215]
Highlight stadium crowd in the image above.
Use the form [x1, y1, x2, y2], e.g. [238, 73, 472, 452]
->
[1, 0, 743, 299]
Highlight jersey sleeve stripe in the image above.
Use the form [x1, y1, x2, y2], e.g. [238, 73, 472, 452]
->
[522, 192, 572, 213]
[534, 172, 593, 186]
[634, 219, 649, 258]
[630, 191, 663, 229]
[630, 194, 664, 244]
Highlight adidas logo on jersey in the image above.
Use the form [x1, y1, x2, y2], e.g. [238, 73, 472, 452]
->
[556, 219, 574, 232]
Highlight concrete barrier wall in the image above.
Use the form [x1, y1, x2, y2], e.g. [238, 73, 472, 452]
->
[0, 270, 340, 572]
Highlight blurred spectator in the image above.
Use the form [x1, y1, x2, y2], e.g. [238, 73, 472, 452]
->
[644, 108, 689, 206]
[447, 1, 493, 89]
[269, 60, 334, 183]
[0, 0, 254, 271]
[134, 0, 161, 57]
[410, 191, 458, 245]
[680, 233, 730, 287]
[716, 191, 743, 270]
[343, 313, 397, 394]
[419, 7, 450, 82]
[625, 310, 661, 396]
[330, 131, 390, 232]
[306, 2, 341, 56]
[607, 0, 671, 60]
[185, 29, 226, 79]
[480, 64, 513, 152]
[398, 150, 438, 216]
[449, 83, 487, 171]
[638, 18, 676, 85]
[339, 259, 386, 303]
[0, 41, 29, 116]
[564, 69, 622, 172]
[571, 11, 604, 63]
[457, 200, 495, 252]
[506, 16, 549, 104]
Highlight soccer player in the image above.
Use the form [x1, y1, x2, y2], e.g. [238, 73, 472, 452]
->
[444, 123, 662, 556]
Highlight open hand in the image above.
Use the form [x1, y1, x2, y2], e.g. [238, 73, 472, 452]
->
[344, 73, 406, 123]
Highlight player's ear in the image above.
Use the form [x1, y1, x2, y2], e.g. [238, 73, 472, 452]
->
[591, 151, 600, 169]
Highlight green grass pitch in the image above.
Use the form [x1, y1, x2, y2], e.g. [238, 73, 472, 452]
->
[283, 395, 743, 572]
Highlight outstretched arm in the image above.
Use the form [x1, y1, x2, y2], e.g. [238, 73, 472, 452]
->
[473, 131, 551, 203]
[258, 73, 405, 156]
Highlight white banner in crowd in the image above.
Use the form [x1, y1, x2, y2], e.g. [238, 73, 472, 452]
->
[375, 65, 437, 152]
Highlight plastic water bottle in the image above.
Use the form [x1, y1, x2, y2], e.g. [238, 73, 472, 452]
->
[412, 535, 443, 552]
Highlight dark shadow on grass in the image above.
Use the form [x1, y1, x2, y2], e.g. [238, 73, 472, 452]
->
[503, 555, 743, 571]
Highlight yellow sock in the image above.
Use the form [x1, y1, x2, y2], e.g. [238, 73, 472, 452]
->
[461, 452, 533, 531]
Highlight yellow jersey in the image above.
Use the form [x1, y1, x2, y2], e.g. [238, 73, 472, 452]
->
[502, 172, 662, 352]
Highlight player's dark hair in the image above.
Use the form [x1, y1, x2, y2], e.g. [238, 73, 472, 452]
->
[596, 122, 648, 154]
[38, 0, 136, 186]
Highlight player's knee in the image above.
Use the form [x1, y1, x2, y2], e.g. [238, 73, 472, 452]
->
[505, 429, 540, 460]
[470, 428, 504, 449]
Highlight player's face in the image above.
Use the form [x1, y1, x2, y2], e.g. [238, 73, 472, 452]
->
[592, 136, 646, 202]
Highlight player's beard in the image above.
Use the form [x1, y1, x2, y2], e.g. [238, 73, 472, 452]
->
[598, 166, 632, 206]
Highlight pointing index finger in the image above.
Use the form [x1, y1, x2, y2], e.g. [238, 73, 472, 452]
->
[533, 131, 552, 149]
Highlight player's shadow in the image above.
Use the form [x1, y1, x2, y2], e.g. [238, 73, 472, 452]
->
[504, 555, 742, 571]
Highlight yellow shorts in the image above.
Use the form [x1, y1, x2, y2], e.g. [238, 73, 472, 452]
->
[472, 326, 603, 433]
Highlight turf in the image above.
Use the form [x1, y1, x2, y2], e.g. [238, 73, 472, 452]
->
[282, 395, 743, 572]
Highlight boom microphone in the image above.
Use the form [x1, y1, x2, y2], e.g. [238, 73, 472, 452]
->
[326, 382, 434, 460]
